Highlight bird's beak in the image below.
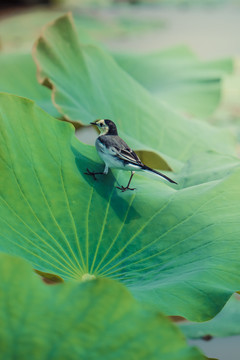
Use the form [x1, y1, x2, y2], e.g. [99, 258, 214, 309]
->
[90, 122, 97, 126]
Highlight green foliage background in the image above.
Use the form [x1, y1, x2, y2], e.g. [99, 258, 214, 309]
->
[1, 3, 240, 358]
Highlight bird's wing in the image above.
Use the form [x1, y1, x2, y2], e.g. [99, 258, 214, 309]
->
[112, 146, 143, 166]
[105, 135, 143, 166]
[120, 148, 142, 163]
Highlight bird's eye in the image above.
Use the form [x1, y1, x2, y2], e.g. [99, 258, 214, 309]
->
[100, 123, 103, 127]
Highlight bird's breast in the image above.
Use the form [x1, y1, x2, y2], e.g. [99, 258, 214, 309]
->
[95, 139, 123, 169]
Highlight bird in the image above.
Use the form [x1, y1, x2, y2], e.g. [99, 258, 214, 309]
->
[85, 119, 177, 192]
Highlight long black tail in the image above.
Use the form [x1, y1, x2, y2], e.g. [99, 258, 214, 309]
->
[142, 165, 177, 184]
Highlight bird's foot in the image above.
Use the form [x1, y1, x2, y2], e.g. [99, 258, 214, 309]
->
[85, 168, 104, 181]
[116, 185, 136, 192]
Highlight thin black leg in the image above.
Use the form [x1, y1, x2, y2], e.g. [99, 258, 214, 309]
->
[84, 168, 105, 181]
[116, 171, 136, 192]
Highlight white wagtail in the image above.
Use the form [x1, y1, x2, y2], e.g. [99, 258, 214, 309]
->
[85, 119, 177, 192]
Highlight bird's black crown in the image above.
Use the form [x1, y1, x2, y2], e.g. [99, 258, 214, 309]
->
[104, 119, 118, 135]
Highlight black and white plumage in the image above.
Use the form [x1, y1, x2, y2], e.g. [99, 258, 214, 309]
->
[85, 119, 177, 191]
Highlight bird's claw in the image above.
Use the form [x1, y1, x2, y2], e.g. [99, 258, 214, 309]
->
[116, 185, 136, 192]
[84, 168, 97, 181]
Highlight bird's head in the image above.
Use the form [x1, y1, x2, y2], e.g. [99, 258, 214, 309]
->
[90, 119, 118, 135]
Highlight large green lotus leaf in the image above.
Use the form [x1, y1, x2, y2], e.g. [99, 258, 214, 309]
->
[180, 295, 240, 339]
[1, 93, 240, 322]
[114, 47, 233, 118]
[0, 52, 59, 117]
[33, 14, 236, 171]
[176, 152, 240, 188]
[0, 254, 205, 360]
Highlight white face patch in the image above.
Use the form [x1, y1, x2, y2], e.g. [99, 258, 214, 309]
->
[96, 119, 109, 135]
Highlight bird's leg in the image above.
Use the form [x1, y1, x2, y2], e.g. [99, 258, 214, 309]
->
[85, 165, 108, 181]
[116, 171, 136, 192]
[84, 169, 104, 180]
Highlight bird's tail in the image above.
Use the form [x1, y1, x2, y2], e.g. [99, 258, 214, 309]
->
[142, 165, 177, 184]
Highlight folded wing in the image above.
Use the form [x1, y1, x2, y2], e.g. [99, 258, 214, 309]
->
[113, 146, 143, 167]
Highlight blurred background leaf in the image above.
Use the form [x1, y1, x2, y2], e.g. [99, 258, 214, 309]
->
[0, 52, 59, 117]
[115, 47, 233, 118]
[180, 295, 240, 339]
[0, 6, 164, 53]
[0, 253, 205, 360]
